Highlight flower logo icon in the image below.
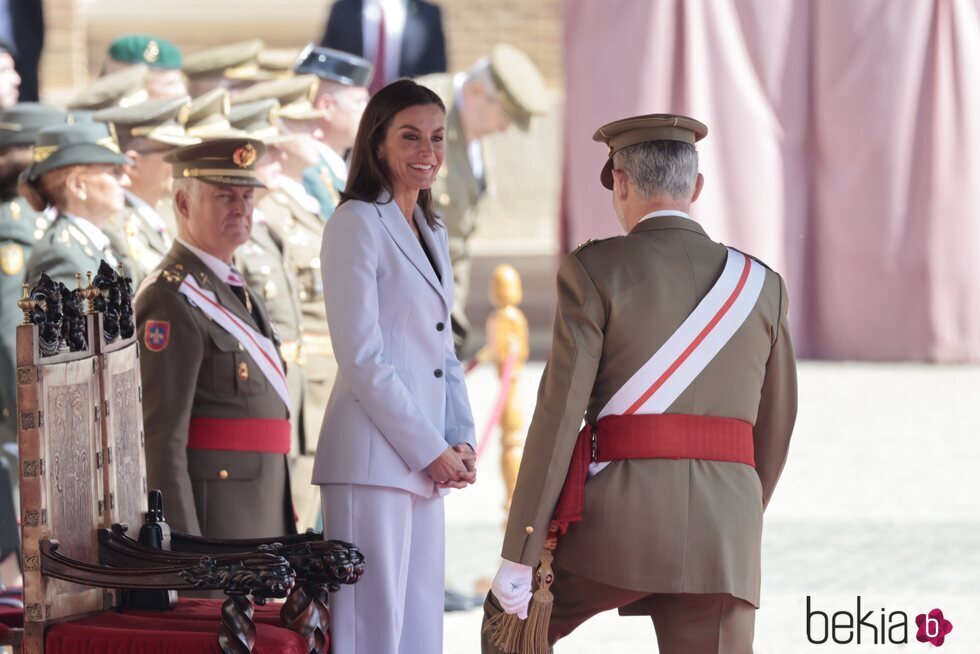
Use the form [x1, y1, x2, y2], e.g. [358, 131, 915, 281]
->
[916, 609, 953, 647]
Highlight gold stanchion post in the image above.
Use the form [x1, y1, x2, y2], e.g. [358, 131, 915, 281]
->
[485, 264, 529, 513]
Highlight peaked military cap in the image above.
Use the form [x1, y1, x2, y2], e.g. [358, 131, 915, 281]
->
[223, 49, 301, 83]
[108, 34, 182, 70]
[164, 137, 266, 188]
[68, 65, 149, 111]
[0, 103, 67, 148]
[184, 89, 244, 138]
[93, 96, 199, 146]
[487, 44, 549, 132]
[183, 39, 264, 80]
[28, 122, 130, 180]
[593, 113, 708, 190]
[294, 44, 373, 88]
[229, 99, 292, 144]
[231, 74, 324, 121]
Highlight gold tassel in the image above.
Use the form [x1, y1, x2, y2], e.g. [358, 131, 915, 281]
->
[483, 529, 558, 654]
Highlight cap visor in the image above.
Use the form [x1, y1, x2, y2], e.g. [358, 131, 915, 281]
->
[198, 175, 266, 189]
[600, 158, 614, 190]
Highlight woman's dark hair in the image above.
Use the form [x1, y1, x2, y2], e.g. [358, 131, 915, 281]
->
[0, 146, 34, 201]
[341, 79, 446, 228]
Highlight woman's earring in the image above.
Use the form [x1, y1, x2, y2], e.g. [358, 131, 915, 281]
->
[78, 192, 87, 201]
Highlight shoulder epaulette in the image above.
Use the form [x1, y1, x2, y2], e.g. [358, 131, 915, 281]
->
[160, 263, 186, 285]
[573, 235, 616, 253]
[727, 245, 775, 273]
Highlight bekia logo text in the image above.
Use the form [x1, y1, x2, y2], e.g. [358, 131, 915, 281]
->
[806, 597, 953, 646]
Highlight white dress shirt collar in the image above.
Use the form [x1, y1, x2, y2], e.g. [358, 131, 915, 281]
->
[637, 209, 691, 224]
[176, 238, 243, 286]
[125, 190, 168, 234]
[64, 212, 111, 251]
[362, 0, 408, 87]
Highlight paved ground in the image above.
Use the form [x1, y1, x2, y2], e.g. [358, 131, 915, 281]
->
[441, 362, 980, 653]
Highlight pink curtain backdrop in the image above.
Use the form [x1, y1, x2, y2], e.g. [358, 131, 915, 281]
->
[562, 0, 980, 361]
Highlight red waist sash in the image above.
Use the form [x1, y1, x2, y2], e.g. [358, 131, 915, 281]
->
[187, 417, 291, 454]
[553, 413, 754, 533]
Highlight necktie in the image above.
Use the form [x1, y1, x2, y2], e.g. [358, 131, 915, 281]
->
[369, 5, 387, 94]
[226, 266, 254, 318]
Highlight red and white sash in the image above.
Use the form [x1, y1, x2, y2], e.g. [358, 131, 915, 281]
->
[178, 275, 291, 409]
[589, 247, 765, 476]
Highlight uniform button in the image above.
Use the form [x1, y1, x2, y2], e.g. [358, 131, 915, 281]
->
[525, 525, 534, 535]
[434, 369, 443, 378]
[436, 322, 445, 331]
[218, 469, 229, 480]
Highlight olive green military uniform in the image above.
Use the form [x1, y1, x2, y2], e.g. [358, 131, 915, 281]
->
[137, 242, 294, 538]
[0, 198, 50, 444]
[105, 193, 174, 287]
[418, 45, 549, 353]
[24, 213, 128, 289]
[483, 116, 797, 653]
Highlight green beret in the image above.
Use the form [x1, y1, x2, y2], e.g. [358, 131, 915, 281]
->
[68, 65, 149, 111]
[108, 34, 183, 70]
[0, 103, 67, 148]
[93, 96, 198, 147]
[592, 113, 708, 190]
[28, 123, 131, 180]
[164, 137, 266, 188]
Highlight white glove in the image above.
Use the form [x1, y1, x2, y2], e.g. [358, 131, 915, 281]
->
[491, 559, 534, 620]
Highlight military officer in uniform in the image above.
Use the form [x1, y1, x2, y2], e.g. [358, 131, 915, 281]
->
[94, 96, 199, 285]
[293, 44, 373, 218]
[228, 98, 322, 529]
[21, 122, 132, 288]
[231, 77, 337, 525]
[182, 39, 264, 99]
[103, 34, 188, 100]
[136, 137, 295, 539]
[67, 64, 149, 112]
[482, 115, 798, 653]
[0, 104, 65, 448]
[418, 44, 549, 353]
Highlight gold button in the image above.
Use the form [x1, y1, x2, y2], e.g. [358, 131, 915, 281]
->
[218, 469, 229, 480]
[525, 526, 534, 535]
[237, 343, 244, 351]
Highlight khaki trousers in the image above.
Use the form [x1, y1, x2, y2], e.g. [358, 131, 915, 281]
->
[481, 564, 756, 654]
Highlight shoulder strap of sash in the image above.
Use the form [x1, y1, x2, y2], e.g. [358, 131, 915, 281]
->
[178, 274, 290, 409]
[599, 247, 766, 419]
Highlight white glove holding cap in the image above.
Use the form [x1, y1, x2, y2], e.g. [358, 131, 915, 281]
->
[491, 559, 534, 620]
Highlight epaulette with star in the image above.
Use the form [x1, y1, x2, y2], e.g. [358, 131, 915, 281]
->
[573, 235, 615, 253]
[160, 263, 186, 284]
[726, 246, 775, 273]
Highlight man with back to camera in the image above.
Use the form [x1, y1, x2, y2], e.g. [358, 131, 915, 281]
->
[481, 114, 798, 654]
[136, 137, 295, 539]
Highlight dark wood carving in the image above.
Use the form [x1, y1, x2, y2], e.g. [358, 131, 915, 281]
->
[60, 283, 87, 352]
[91, 260, 135, 343]
[29, 273, 63, 356]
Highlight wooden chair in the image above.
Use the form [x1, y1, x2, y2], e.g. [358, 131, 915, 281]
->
[10, 271, 304, 654]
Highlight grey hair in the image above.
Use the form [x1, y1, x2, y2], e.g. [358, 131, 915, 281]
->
[171, 177, 201, 213]
[612, 140, 698, 200]
[463, 57, 497, 95]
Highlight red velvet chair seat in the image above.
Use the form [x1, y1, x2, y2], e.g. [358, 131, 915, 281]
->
[46, 611, 309, 654]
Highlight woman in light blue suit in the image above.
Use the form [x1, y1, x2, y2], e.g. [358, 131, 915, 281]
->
[315, 79, 477, 654]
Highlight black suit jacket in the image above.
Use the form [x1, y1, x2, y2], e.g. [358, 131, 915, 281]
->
[10, 0, 44, 101]
[320, 0, 447, 80]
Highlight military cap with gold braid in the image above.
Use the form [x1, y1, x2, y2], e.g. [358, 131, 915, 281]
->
[487, 44, 549, 132]
[0, 103, 67, 148]
[229, 99, 292, 144]
[68, 65, 150, 111]
[592, 113, 708, 190]
[27, 123, 130, 180]
[231, 74, 325, 121]
[108, 34, 182, 70]
[93, 96, 199, 147]
[165, 137, 266, 188]
[183, 39, 264, 81]
[184, 89, 244, 139]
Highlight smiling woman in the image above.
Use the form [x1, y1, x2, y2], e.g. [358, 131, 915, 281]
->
[315, 78, 477, 654]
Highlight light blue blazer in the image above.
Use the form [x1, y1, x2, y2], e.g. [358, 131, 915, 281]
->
[313, 191, 476, 497]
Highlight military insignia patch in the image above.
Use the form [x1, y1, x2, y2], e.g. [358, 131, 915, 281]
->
[144, 320, 170, 351]
[237, 361, 249, 381]
[232, 143, 257, 168]
[0, 244, 24, 276]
